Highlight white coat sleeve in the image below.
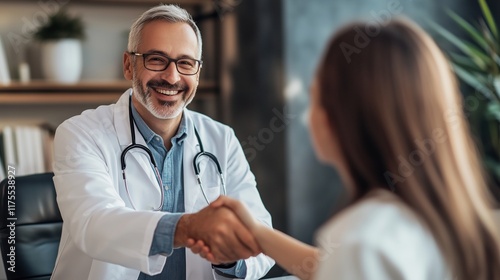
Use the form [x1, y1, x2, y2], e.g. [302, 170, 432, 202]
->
[223, 128, 276, 280]
[53, 119, 167, 275]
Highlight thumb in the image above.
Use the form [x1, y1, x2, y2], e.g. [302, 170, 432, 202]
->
[209, 195, 228, 208]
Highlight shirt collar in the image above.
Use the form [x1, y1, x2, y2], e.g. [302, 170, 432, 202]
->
[130, 102, 188, 146]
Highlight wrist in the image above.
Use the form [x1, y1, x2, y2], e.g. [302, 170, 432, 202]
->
[174, 214, 191, 248]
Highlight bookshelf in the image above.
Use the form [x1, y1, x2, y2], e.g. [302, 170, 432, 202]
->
[0, 80, 219, 105]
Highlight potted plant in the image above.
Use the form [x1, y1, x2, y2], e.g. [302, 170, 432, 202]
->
[34, 9, 85, 83]
[433, 0, 500, 200]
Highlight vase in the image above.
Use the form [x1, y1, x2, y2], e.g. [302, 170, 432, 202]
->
[41, 39, 82, 83]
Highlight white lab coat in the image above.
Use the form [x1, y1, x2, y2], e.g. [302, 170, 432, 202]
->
[314, 190, 451, 280]
[51, 90, 275, 280]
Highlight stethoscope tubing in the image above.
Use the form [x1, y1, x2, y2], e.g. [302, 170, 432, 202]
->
[121, 94, 226, 210]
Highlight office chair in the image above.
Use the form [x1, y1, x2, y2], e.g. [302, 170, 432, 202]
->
[0, 172, 61, 280]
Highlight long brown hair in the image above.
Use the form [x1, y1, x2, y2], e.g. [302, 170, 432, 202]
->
[318, 18, 500, 279]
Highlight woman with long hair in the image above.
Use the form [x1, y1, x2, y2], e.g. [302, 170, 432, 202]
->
[189, 18, 500, 280]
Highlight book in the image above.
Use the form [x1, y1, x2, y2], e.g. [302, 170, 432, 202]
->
[2, 126, 16, 170]
[0, 36, 10, 85]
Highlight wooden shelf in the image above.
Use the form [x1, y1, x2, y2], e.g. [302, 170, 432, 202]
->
[2, 0, 210, 6]
[0, 80, 218, 105]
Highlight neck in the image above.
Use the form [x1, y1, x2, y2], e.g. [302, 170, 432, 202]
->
[132, 97, 182, 149]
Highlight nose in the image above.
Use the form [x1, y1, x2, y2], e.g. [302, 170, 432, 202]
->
[160, 61, 181, 84]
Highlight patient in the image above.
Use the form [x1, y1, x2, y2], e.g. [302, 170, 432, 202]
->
[187, 18, 500, 280]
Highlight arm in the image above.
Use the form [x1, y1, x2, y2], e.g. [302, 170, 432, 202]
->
[189, 196, 320, 280]
[53, 119, 167, 274]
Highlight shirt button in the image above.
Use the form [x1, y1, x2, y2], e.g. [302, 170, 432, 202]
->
[164, 185, 169, 190]
[155, 136, 161, 142]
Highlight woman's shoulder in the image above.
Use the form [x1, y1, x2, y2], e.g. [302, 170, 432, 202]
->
[317, 190, 429, 244]
[314, 190, 450, 279]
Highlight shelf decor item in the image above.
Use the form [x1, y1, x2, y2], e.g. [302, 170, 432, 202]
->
[432, 0, 500, 199]
[34, 9, 85, 83]
[0, 35, 11, 85]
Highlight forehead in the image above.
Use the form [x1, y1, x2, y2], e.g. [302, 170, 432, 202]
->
[139, 20, 198, 57]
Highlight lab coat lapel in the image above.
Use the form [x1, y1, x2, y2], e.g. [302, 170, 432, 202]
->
[183, 110, 203, 213]
[114, 90, 161, 209]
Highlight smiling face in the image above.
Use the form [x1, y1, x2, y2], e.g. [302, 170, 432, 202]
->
[123, 20, 200, 122]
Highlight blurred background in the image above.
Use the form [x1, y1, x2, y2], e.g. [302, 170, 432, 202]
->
[0, 0, 499, 278]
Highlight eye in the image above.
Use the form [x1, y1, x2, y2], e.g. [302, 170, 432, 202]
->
[146, 55, 167, 65]
[177, 59, 196, 68]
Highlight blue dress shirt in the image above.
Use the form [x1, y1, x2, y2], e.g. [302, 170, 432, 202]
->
[131, 105, 246, 279]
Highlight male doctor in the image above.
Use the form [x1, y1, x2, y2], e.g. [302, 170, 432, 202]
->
[51, 4, 274, 280]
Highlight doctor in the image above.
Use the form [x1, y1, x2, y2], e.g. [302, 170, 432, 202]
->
[51, 4, 274, 280]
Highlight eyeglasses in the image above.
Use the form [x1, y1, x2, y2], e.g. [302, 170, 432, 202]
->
[129, 52, 202, 75]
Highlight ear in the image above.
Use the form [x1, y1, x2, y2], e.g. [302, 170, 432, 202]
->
[195, 65, 202, 82]
[123, 52, 133, 81]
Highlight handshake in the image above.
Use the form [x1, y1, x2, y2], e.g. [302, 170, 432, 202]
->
[174, 196, 267, 265]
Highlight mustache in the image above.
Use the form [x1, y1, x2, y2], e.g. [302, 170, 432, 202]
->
[146, 80, 187, 91]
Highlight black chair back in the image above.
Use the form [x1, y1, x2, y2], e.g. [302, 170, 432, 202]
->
[0, 172, 61, 280]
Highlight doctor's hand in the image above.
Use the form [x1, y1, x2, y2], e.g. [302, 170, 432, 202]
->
[174, 200, 261, 264]
[186, 196, 267, 263]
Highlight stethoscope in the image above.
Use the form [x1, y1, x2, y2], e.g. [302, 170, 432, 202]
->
[121, 95, 226, 210]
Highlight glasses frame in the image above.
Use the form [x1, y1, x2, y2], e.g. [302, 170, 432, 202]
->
[129, 52, 202, 75]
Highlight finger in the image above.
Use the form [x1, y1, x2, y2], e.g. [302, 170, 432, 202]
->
[210, 195, 229, 208]
[210, 234, 240, 262]
[218, 225, 256, 261]
[200, 250, 217, 263]
[189, 240, 206, 254]
[186, 238, 196, 248]
[233, 219, 261, 256]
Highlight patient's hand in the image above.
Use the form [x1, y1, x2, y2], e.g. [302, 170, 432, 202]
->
[211, 196, 262, 233]
[187, 196, 264, 263]
[186, 239, 217, 262]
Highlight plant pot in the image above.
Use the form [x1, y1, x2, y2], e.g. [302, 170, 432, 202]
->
[41, 39, 82, 83]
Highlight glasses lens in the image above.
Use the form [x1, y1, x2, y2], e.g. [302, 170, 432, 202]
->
[176, 59, 199, 75]
[144, 54, 168, 71]
[142, 54, 199, 75]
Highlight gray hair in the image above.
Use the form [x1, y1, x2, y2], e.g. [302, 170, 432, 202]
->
[127, 4, 202, 59]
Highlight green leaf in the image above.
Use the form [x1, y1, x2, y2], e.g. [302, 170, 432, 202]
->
[479, 0, 498, 39]
[450, 53, 484, 72]
[464, 41, 494, 68]
[493, 53, 500, 69]
[487, 102, 500, 121]
[452, 63, 495, 99]
[484, 157, 500, 180]
[430, 21, 491, 69]
[494, 76, 500, 97]
[447, 9, 489, 51]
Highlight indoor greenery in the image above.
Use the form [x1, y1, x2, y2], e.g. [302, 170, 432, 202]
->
[33, 9, 85, 41]
[433, 0, 500, 198]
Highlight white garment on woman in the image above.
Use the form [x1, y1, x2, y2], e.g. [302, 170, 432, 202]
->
[314, 190, 452, 280]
